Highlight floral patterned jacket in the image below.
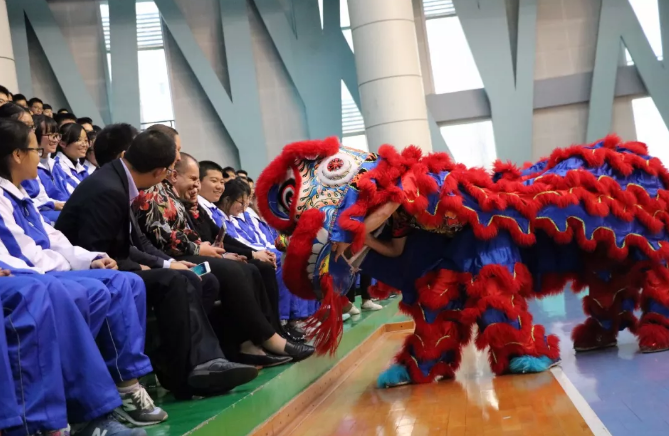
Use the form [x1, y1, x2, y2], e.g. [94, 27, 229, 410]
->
[132, 180, 202, 257]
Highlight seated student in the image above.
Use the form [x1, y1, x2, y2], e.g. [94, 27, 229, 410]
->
[53, 123, 89, 195]
[177, 158, 304, 344]
[43, 103, 53, 118]
[83, 130, 98, 175]
[55, 112, 76, 128]
[12, 94, 27, 108]
[0, 268, 145, 436]
[219, 179, 318, 333]
[77, 117, 94, 132]
[0, 104, 63, 224]
[221, 166, 236, 182]
[197, 163, 308, 342]
[0, 85, 10, 106]
[18, 115, 68, 223]
[55, 124, 259, 397]
[132, 125, 314, 366]
[28, 97, 43, 115]
[0, 119, 167, 426]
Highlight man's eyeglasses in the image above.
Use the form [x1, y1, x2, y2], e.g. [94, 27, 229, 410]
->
[25, 147, 45, 157]
[166, 168, 176, 177]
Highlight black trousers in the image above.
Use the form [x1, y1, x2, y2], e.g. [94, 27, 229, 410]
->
[176, 255, 277, 358]
[348, 273, 372, 303]
[247, 258, 282, 331]
[134, 269, 224, 394]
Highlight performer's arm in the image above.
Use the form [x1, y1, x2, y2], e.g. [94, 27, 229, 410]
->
[364, 233, 406, 258]
[334, 202, 401, 260]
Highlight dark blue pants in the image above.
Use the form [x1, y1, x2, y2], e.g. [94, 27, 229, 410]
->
[1, 276, 121, 436]
[49, 270, 152, 382]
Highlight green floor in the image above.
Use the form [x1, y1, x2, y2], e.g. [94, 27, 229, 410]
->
[145, 297, 403, 436]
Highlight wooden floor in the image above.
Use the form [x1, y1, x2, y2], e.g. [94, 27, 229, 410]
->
[279, 331, 594, 436]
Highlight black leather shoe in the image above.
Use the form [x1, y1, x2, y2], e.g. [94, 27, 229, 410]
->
[187, 358, 258, 394]
[236, 353, 293, 368]
[282, 326, 306, 344]
[283, 341, 315, 362]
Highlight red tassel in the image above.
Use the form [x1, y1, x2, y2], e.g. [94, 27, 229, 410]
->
[305, 274, 344, 356]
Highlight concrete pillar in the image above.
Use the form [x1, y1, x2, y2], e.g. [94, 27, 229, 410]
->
[0, 0, 18, 92]
[348, 0, 432, 153]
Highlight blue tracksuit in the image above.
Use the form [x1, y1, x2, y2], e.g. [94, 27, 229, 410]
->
[0, 178, 152, 383]
[0, 275, 121, 436]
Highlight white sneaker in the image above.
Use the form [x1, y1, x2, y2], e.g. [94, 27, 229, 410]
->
[346, 305, 361, 316]
[361, 300, 383, 311]
[342, 313, 351, 322]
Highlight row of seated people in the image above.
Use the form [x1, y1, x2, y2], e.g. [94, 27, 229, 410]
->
[0, 90, 316, 436]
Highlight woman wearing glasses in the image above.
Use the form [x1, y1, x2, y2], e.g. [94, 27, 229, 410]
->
[0, 105, 65, 224]
[53, 123, 90, 196]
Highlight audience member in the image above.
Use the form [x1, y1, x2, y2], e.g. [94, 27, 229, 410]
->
[77, 116, 94, 132]
[53, 123, 89, 195]
[236, 169, 248, 180]
[0, 269, 147, 436]
[0, 101, 32, 127]
[12, 93, 27, 108]
[21, 115, 67, 223]
[57, 107, 69, 114]
[176, 155, 306, 344]
[0, 85, 11, 106]
[219, 179, 318, 336]
[84, 130, 98, 174]
[0, 118, 167, 426]
[222, 166, 236, 182]
[43, 103, 53, 117]
[55, 112, 77, 127]
[56, 125, 259, 398]
[132, 125, 314, 365]
[28, 97, 43, 115]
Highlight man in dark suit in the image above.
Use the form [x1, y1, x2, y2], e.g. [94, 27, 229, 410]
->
[56, 126, 257, 400]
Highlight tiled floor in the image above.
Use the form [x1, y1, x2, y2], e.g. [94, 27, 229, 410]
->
[531, 291, 669, 436]
[282, 330, 593, 436]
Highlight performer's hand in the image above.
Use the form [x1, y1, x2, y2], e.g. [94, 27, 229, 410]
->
[333, 242, 350, 262]
[54, 201, 65, 211]
[140, 264, 151, 271]
[0, 269, 12, 277]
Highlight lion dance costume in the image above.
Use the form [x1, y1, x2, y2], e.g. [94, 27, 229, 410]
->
[256, 135, 669, 387]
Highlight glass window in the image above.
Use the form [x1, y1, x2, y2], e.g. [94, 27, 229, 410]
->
[426, 16, 483, 94]
[440, 120, 496, 169]
[625, 0, 662, 65]
[632, 97, 669, 166]
[342, 134, 368, 152]
[100, 1, 175, 127]
[342, 80, 364, 135]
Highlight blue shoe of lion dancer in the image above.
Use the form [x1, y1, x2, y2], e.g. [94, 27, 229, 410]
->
[377, 364, 412, 388]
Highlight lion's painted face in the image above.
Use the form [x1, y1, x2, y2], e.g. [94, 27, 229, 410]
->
[256, 138, 379, 299]
[265, 145, 372, 232]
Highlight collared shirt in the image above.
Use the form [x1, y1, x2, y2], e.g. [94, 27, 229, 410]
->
[119, 160, 170, 268]
[197, 195, 225, 228]
[0, 177, 103, 272]
[53, 152, 88, 194]
[133, 180, 202, 257]
[119, 159, 139, 205]
[37, 157, 69, 202]
[83, 159, 97, 176]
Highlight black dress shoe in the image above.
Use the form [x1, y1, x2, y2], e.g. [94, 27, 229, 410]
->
[283, 341, 315, 362]
[236, 353, 293, 368]
[282, 326, 306, 344]
[187, 358, 258, 395]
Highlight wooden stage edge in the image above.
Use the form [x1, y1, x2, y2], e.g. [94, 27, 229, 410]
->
[249, 321, 415, 436]
[250, 320, 609, 436]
